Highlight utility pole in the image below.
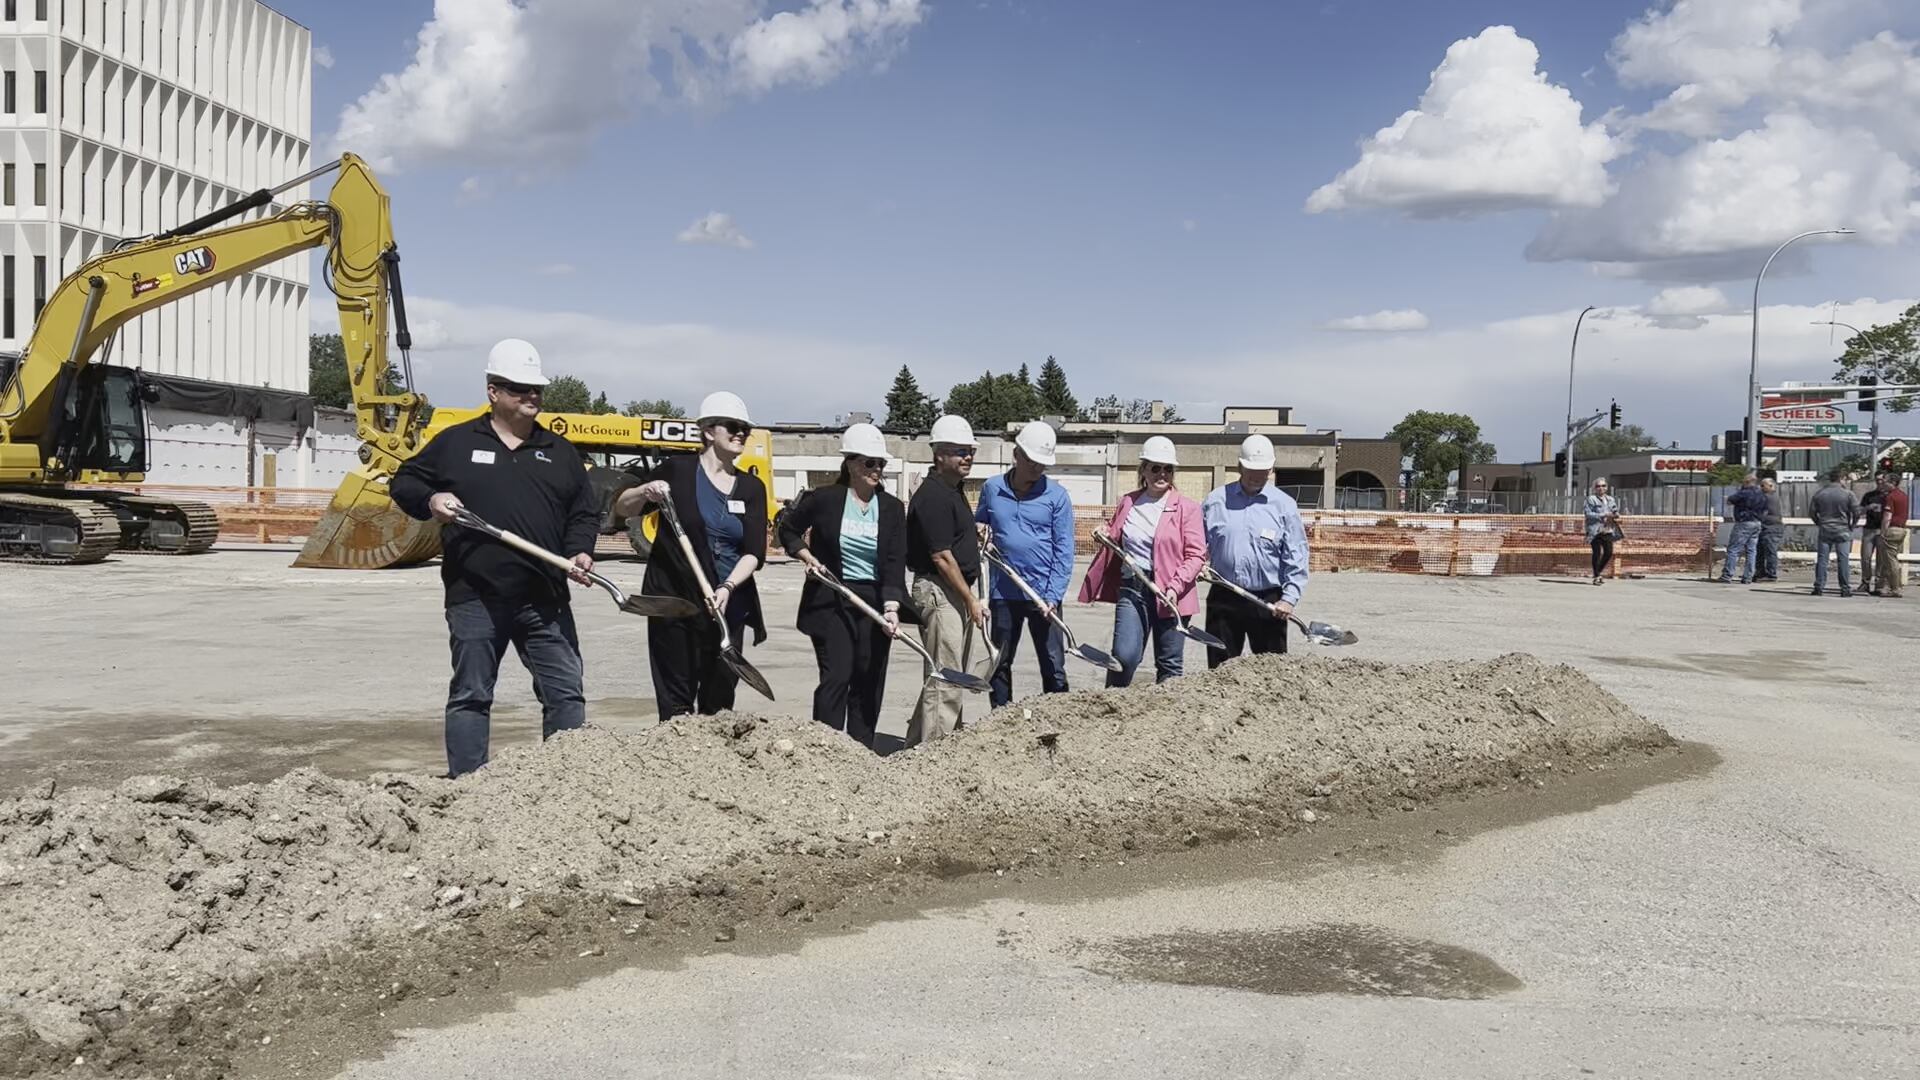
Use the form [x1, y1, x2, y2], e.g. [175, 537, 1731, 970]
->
[1748, 229, 1852, 470]
[1566, 305, 1595, 506]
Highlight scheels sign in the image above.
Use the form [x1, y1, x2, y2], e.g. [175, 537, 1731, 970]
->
[1651, 456, 1719, 473]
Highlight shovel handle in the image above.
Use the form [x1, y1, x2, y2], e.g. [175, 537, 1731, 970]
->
[452, 509, 589, 579]
[1094, 531, 1180, 612]
[981, 544, 1076, 643]
[657, 497, 735, 647]
[811, 567, 929, 661]
[1200, 565, 1277, 614]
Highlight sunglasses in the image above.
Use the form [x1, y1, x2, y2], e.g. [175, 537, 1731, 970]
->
[712, 420, 751, 437]
[940, 446, 976, 458]
[489, 380, 541, 396]
[1145, 463, 1174, 475]
[854, 457, 886, 469]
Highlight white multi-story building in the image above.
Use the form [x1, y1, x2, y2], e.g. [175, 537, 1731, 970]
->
[0, 0, 322, 486]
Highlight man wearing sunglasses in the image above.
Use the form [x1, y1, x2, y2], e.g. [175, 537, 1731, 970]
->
[1201, 434, 1309, 665]
[905, 414, 987, 746]
[392, 338, 599, 778]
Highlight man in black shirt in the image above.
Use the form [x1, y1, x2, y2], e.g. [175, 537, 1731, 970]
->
[904, 414, 987, 746]
[391, 339, 599, 777]
[1860, 476, 1888, 594]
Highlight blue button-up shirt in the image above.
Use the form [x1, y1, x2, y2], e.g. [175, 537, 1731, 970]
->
[1202, 482, 1309, 605]
[975, 471, 1076, 603]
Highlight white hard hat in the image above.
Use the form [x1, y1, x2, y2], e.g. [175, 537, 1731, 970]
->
[1141, 436, 1178, 466]
[840, 422, 889, 461]
[929, 414, 977, 447]
[483, 338, 549, 386]
[697, 391, 751, 425]
[1237, 434, 1276, 471]
[1014, 420, 1057, 466]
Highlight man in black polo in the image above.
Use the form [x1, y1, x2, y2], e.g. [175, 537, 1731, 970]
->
[392, 338, 599, 777]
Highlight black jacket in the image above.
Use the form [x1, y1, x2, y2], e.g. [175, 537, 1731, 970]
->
[640, 454, 768, 644]
[778, 482, 908, 634]
[392, 415, 599, 607]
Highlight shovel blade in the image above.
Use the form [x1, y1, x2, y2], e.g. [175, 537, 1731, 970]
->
[1181, 625, 1227, 650]
[617, 594, 700, 619]
[935, 668, 991, 693]
[725, 650, 776, 701]
[1072, 643, 1125, 673]
[1305, 621, 1359, 646]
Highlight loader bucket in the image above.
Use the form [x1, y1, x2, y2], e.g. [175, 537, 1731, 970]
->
[292, 467, 443, 569]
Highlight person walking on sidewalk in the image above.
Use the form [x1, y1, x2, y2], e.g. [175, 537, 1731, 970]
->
[904, 415, 987, 746]
[392, 339, 599, 778]
[1078, 437, 1207, 687]
[1809, 469, 1861, 597]
[1202, 435, 1310, 664]
[976, 421, 1077, 708]
[1585, 478, 1621, 585]
[1859, 476, 1889, 594]
[1755, 478, 1786, 583]
[1874, 477, 1909, 598]
[1719, 474, 1768, 584]
[615, 391, 769, 722]
[779, 424, 906, 751]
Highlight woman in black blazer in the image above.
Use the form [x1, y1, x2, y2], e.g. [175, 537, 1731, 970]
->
[615, 392, 769, 723]
[777, 423, 907, 749]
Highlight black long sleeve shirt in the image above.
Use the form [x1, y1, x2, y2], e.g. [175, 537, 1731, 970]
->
[391, 415, 601, 606]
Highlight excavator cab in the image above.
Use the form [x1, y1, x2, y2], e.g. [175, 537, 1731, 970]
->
[45, 364, 152, 477]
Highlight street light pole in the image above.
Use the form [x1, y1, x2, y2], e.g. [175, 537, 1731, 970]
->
[1816, 318, 1886, 475]
[1566, 304, 1595, 505]
[1749, 228, 1854, 470]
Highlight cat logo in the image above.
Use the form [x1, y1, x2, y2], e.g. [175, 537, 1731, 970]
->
[173, 247, 217, 276]
[548, 416, 570, 436]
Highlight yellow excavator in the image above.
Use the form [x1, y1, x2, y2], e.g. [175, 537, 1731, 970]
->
[0, 153, 436, 567]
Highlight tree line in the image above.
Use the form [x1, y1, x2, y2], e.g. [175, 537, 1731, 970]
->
[307, 334, 686, 418]
[885, 356, 1182, 433]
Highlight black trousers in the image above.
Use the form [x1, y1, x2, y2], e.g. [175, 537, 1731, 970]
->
[1205, 586, 1289, 668]
[1591, 533, 1615, 578]
[805, 579, 893, 748]
[648, 601, 751, 723]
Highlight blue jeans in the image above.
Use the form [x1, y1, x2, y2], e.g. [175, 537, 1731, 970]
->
[445, 596, 585, 777]
[1107, 582, 1184, 688]
[1758, 525, 1784, 579]
[1722, 521, 1762, 582]
[1814, 535, 1853, 594]
[989, 600, 1069, 707]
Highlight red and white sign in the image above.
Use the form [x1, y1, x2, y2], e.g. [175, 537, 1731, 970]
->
[1758, 403, 1844, 424]
[1758, 396, 1832, 450]
[1652, 456, 1720, 473]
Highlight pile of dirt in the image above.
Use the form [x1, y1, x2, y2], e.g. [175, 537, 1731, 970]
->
[0, 654, 1672, 1077]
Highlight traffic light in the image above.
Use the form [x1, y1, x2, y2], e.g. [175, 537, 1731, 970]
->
[1553, 450, 1567, 478]
[1859, 374, 1878, 412]
[1723, 428, 1746, 465]
[1609, 401, 1622, 429]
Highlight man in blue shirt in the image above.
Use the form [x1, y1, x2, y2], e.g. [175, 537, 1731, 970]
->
[1719, 473, 1769, 584]
[1201, 435, 1309, 666]
[976, 421, 1076, 706]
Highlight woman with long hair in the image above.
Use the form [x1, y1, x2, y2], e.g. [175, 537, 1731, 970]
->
[1077, 437, 1207, 686]
[778, 423, 907, 749]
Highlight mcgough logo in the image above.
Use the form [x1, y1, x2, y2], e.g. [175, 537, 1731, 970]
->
[548, 416, 570, 436]
[173, 246, 216, 276]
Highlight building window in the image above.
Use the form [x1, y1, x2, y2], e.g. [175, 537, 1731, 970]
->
[3, 72, 13, 114]
[34, 0, 42, 21]
[33, 70, 45, 114]
[3, 163, 13, 206]
[33, 254, 44, 321]
[32, 163, 43, 206]
[4, 2, 14, 22]
[2, 255, 13, 340]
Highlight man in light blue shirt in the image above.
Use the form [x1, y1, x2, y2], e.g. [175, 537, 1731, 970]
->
[976, 421, 1076, 706]
[1201, 434, 1309, 665]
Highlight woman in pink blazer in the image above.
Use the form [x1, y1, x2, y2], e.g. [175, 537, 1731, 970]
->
[1077, 437, 1208, 687]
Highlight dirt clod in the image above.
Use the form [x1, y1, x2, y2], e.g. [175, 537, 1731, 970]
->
[0, 654, 1670, 1079]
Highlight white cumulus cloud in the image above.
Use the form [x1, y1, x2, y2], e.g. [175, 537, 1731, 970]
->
[1647, 285, 1734, 316]
[333, 0, 927, 171]
[313, 44, 335, 70]
[677, 212, 754, 249]
[1320, 309, 1431, 332]
[1305, 26, 1618, 217]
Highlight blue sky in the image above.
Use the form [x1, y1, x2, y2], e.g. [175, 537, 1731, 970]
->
[282, 0, 1920, 458]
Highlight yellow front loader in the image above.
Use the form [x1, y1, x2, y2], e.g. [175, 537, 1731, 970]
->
[0, 153, 436, 567]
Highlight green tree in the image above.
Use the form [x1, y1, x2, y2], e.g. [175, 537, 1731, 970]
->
[308, 333, 350, 409]
[1035, 356, 1078, 419]
[883, 366, 941, 431]
[588, 391, 616, 415]
[943, 370, 1041, 434]
[1706, 462, 1751, 486]
[621, 398, 687, 418]
[1386, 410, 1498, 490]
[1573, 424, 1660, 461]
[542, 375, 593, 413]
[1835, 454, 1872, 478]
[1831, 303, 1920, 412]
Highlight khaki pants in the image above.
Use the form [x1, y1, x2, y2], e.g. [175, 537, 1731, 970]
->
[1876, 527, 1908, 596]
[904, 574, 977, 747]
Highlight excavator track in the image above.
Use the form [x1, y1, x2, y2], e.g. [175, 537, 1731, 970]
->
[102, 495, 220, 555]
[0, 492, 124, 565]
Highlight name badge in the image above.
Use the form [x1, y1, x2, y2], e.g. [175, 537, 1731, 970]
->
[727, 499, 747, 514]
[471, 449, 496, 464]
[1259, 528, 1277, 541]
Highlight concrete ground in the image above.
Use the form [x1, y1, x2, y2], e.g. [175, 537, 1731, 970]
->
[5, 550, 1918, 1078]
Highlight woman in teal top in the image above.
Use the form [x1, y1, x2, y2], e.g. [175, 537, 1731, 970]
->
[778, 424, 908, 750]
